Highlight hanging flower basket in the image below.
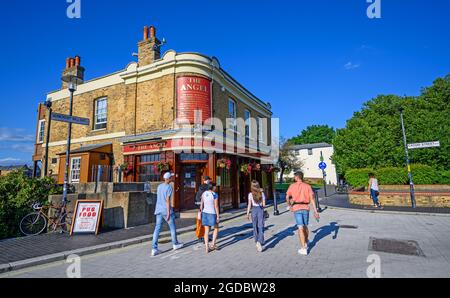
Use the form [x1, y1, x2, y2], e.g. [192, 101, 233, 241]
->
[240, 163, 250, 175]
[217, 158, 231, 170]
[157, 162, 171, 172]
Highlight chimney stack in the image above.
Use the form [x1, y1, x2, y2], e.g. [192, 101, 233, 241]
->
[62, 56, 85, 89]
[137, 25, 162, 66]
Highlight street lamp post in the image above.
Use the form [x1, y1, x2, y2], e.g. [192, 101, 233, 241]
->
[43, 99, 53, 177]
[399, 107, 416, 208]
[61, 75, 82, 206]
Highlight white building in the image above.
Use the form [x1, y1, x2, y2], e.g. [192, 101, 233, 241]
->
[285, 143, 338, 185]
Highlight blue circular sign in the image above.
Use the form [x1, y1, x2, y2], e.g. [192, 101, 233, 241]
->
[319, 162, 327, 170]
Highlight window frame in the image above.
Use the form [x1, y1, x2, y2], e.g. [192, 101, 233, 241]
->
[37, 119, 45, 144]
[258, 117, 265, 143]
[228, 98, 237, 131]
[244, 109, 251, 138]
[94, 97, 108, 131]
[70, 157, 81, 184]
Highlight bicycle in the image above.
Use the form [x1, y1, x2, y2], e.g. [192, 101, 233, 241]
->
[335, 183, 352, 194]
[19, 202, 73, 236]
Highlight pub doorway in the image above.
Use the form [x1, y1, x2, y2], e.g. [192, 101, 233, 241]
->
[179, 163, 206, 210]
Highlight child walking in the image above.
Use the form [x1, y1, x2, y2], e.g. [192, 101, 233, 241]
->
[200, 183, 220, 253]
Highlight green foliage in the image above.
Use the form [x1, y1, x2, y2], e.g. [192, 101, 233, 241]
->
[0, 170, 59, 240]
[333, 75, 450, 174]
[345, 164, 449, 188]
[290, 125, 335, 145]
[344, 168, 375, 188]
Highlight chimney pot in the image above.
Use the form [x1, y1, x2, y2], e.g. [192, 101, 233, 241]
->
[143, 26, 149, 40]
[150, 26, 156, 39]
[75, 56, 81, 66]
[66, 58, 71, 69]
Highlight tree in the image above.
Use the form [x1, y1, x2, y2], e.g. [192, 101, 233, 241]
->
[277, 137, 304, 183]
[333, 75, 450, 174]
[290, 125, 335, 145]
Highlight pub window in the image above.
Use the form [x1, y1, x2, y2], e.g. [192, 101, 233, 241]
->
[138, 165, 160, 182]
[138, 154, 162, 182]
[94, 97, 108, 130]
[228, 99, 237, 131]
[244, 110, 251, 138]
[179, 153, 208, 161]
[51, 158, 58, 164]
[37, 120, 45, 144]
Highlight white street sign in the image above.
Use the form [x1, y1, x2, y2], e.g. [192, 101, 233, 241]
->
[407, 141, 440, 150]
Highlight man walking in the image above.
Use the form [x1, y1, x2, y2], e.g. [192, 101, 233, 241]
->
[195, 176, 212, 244]
[286, 171, 320, 256]
[151, 172, 184, 257]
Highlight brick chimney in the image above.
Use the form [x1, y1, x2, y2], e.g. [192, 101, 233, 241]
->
[138, 25, 161, 66]
[62, 55, 85, 89]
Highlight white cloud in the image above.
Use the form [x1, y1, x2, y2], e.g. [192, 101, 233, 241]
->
[0, 143, 35, 153]
[0, 157, 23, 166]
[0, 127, 34, 142]
[344, 62, 361, 70]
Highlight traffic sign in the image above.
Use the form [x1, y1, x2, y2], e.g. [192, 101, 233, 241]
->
[319, 162, 327, 170]
[407, 141, 440, 150]
[52, 113, 90, 126]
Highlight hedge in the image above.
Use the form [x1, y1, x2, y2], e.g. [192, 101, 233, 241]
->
[0, 170, 60, 240]
[345, 164, 449, 188]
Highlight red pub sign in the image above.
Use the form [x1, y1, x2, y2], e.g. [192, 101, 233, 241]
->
[177, 76, 212, 123]
[123, 141, 170, 153]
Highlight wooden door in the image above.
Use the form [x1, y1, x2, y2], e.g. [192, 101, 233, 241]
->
[179, 164, 205, 210]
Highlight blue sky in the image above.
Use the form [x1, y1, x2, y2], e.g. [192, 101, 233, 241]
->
[0, 0, 449, 166]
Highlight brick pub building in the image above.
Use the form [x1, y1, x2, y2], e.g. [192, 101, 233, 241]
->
[33, 25, 275, 211]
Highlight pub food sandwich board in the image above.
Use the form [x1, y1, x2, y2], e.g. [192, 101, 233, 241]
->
[70, 200, 104, 236]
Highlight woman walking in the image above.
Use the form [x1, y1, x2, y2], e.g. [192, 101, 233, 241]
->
[368, 173, 382, 208]
[200, 183, 220, 253]
[246, 180, 266, 252]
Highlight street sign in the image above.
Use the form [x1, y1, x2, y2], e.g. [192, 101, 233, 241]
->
[52, 113, 90, 126]
[319, 162, 327, 170]
[407, 141, 440, 150]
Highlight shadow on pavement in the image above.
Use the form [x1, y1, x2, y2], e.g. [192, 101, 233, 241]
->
[216, 223, 275, 250]
[264, 226, 297, 250]
[309, 222, 340, 252]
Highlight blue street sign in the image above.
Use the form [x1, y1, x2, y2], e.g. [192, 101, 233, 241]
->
[319, 162, 327, 170]
[52, 113, 90, 126]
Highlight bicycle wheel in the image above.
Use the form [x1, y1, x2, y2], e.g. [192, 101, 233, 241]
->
[59, 212, 73, 233]
[20, 212, 47, 236]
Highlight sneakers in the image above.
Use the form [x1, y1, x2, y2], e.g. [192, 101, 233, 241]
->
[173, 243, 184, 251]
[256, 242, 263, 252]
[298, 247, 308, 256]
[151, 249, 160, 257]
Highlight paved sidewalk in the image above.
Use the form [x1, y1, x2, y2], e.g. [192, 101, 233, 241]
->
[0, 204, 251, 273]
[2, 204, 450, 278]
